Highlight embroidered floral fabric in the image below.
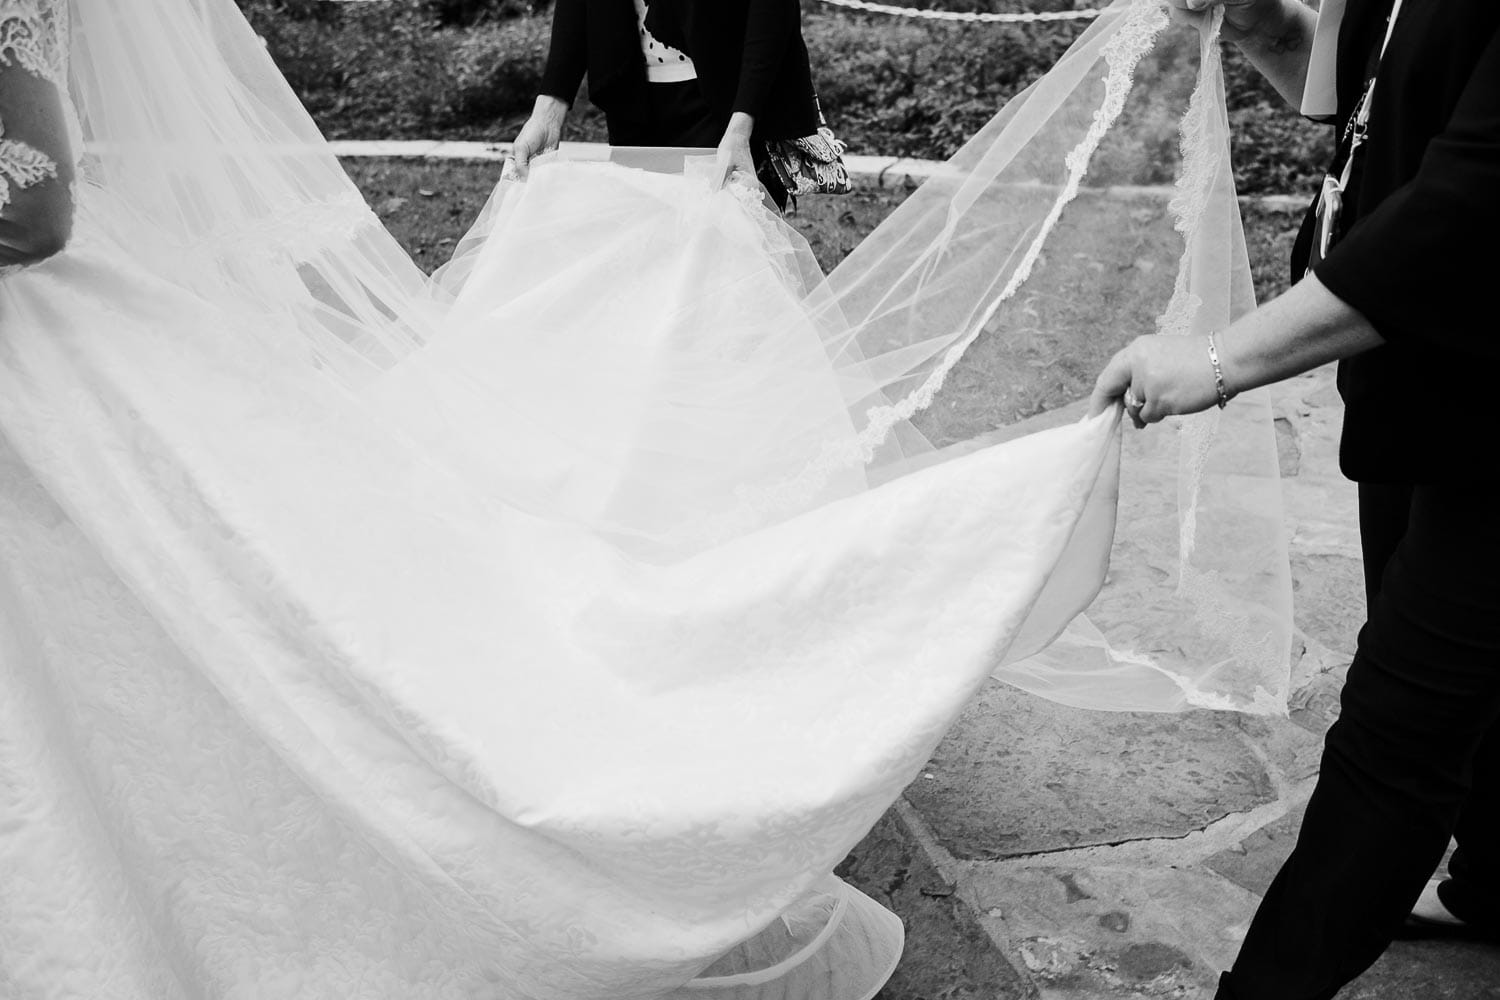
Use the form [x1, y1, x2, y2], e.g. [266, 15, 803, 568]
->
[0, 0, 70, 273]
[0, 120, 55, 210]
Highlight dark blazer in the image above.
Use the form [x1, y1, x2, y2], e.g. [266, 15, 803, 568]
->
[1292, 0, 1500, 482]
[538, 0, 820, 142]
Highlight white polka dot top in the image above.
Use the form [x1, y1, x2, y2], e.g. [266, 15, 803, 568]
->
[634, 0, 698, 83]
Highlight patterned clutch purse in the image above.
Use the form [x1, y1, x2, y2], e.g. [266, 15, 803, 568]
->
[762, 113, 853, 198]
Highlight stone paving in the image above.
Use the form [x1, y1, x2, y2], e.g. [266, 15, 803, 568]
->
[842, 365, 1500, 999]
[337, 140, 1493, 994]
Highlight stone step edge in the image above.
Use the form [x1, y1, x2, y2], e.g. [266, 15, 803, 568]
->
[838, 798, 1049, 999]
[329, 139, 1310, 210]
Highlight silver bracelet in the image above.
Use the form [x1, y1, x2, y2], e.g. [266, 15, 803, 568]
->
[1207, 332, 1230, 410]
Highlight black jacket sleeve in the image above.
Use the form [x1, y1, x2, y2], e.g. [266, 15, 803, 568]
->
[538, 0, 588, 105]
[733, 0, 798, 119]
[1314, 23, 1500, 360]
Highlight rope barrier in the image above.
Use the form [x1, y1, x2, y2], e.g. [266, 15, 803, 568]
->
[811, 0, 1106, 23]
[316, 0, 1108, 17]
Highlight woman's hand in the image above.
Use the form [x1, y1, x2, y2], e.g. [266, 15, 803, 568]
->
[508, 96, 569, 180]
[1166, 0, 1288, 42]
[713, 113, 758, 192]
[1089, 275, 1386, 430]
[1089, 335, 1224, 429]
[1167, 0, 1319, 107]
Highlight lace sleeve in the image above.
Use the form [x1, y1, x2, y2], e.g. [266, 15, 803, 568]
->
[0, 0, 73, 271]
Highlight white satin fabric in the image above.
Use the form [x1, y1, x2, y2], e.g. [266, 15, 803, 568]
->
[1, 177, 1118, 999]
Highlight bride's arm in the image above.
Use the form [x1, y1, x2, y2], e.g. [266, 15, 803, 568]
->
[0, 53, 74, 268]
[1171, 0, 1318, 109]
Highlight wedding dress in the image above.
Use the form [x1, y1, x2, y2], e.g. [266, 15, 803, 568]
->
[0, 0, 1289, 997]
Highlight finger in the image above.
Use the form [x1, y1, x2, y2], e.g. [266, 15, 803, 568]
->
[711, 148, 732, 191]
[1135, 396, 1166, 427]
[1088, 349, 1133, 417]
[1164, 0, 1210, 27]
[511, 146, 533, 180]
[1123, 384, 1150, 427]
[1087, 383, 1116, 419]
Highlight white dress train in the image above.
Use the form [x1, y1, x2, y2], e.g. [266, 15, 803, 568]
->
[0, 0, 1285, 997]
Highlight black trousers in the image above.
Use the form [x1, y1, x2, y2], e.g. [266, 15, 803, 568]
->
[604, 81, 790, 210]
[1217, 483, 1500, 1000]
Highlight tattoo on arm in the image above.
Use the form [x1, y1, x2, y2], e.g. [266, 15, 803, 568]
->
[1263, 25, 1305, 55]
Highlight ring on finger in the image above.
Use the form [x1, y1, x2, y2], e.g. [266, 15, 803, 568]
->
[1124, 388, 1143, 410]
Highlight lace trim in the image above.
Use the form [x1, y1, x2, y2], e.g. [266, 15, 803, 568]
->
[1158, 9, 1224, 562]
[1162, 13, 1228, 571]
[0, 0, 67, 88]
[827, 0, 1168, 464]
[0, 0, 66, 226]
[0, 119, 57, 209]
[676, 0, 1171, 546]
[1165, 11, 1290, 714]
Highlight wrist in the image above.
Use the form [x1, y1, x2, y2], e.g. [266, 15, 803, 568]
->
[534, 94, 570, 120]
[725, 112, 755, 139]
[1206, 332, 1235, 409]
[1230, 1, 1308, 54]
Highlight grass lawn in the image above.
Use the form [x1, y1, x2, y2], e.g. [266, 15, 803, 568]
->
[345, 156, 1305, 430]
[257, 1, 1334, 199]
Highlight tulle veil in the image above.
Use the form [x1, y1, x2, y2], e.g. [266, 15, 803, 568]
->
[74, 0, 1289, 709]
[0, 0, 1290, 995]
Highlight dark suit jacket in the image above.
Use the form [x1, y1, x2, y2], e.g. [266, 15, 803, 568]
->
[1292, 0, 1500, 482]
[538, 0, 820, 142]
